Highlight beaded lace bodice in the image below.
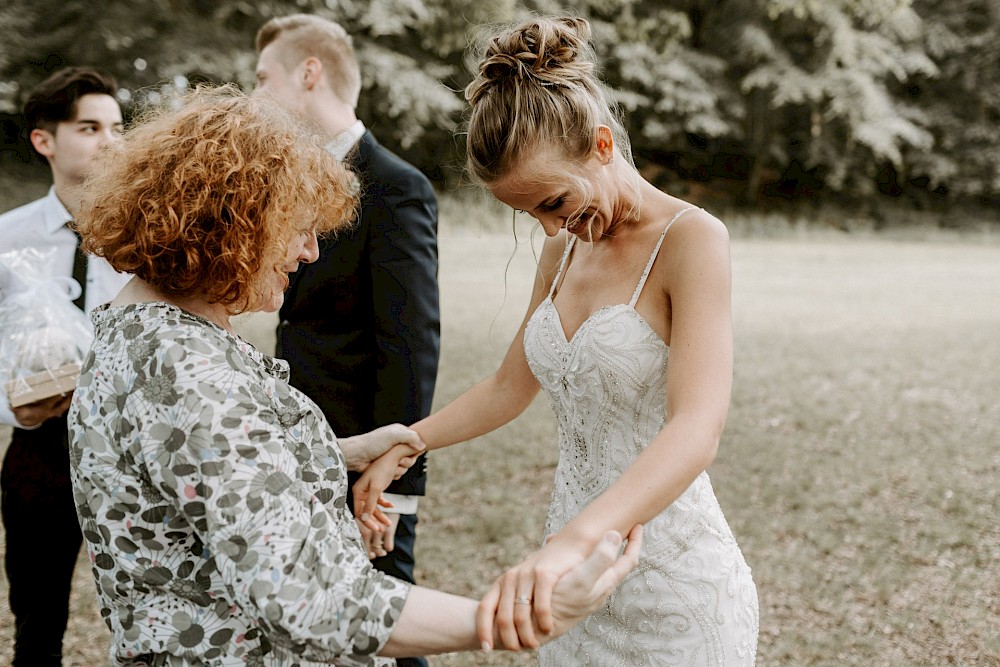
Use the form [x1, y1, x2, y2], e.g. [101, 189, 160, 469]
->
[524, 209, 758, 666]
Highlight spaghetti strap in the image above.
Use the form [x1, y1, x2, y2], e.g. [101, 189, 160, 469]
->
[629, 207, 698, 306]
[547, 235, 578, 299]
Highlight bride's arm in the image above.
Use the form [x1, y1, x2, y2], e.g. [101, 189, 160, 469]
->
[410, 325, 538, 449]
[354, 326, 545, 523]
[481, 212, 735, 641]
[351, 234, 566, 523]
[412, 234, 568, 450]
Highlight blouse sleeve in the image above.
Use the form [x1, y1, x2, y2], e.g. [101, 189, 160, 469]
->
[132, 330, 410, 664]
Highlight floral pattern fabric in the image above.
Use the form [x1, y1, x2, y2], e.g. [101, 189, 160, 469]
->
[69, 302, 409, 666]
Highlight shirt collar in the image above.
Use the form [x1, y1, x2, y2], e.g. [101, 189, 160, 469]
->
[325, 120, 366, 162]
[41, 186, 74, 235]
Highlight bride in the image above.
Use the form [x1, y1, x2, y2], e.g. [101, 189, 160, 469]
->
[358, 15, 758, 665]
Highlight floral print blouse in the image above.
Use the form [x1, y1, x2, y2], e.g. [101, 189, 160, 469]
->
[69, 302, 410, 666]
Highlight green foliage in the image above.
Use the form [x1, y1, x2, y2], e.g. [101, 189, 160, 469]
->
[700, 0, 939, 196]
[596, 5, 738, 143]
[0, 0, 997, 207]
[904, 0, 1000, 198]
[356, 43, 463, 149]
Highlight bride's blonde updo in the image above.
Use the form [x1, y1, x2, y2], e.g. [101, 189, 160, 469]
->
[464, 16, 631, 186]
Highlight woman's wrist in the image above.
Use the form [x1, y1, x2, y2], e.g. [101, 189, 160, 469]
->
[337, 434, 369, 472]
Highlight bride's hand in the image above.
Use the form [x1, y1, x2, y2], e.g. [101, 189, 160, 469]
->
[356, 495, 396, 558]
[338, 423, 425, 473]
[477, 524, 643, 651]
[352, 443, 419, 533]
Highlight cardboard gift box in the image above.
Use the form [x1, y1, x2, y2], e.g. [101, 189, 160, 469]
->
[5, 363, 81, 408]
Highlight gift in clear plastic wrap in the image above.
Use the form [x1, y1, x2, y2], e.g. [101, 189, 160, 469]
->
[0, 247, 94, 408]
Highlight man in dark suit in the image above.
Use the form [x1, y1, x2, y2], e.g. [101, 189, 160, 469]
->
[254, 15, 439, 667]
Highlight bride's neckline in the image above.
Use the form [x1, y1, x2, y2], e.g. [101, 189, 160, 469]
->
[541, 296, 668, 349]
[541, 207, 696, 348]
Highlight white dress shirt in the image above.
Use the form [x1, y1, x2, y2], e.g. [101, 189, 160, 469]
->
[325, 119, 366, 161]
[0, 186, 130, 427]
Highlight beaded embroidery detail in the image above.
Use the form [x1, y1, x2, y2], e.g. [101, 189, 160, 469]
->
[525, 209, 759, 665]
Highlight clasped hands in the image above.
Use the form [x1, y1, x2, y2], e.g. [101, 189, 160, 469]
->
[475, 524, 643, 651]
[338, 424, 425, 558]
[348, 426, 644, 652]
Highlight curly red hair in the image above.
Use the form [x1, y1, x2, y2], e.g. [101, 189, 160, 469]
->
[76, 85, 357, 312]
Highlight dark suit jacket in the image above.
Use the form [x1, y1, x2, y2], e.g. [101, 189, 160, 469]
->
[277, 130, 439, 496]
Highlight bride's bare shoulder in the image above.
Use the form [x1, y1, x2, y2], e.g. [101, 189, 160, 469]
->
[662, 205, 729, 248]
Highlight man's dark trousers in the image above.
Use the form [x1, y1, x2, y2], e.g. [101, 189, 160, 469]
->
[1, 417, 82, 667]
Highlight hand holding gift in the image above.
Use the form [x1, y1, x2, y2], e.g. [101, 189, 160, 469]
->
[0, 247, 94, 411]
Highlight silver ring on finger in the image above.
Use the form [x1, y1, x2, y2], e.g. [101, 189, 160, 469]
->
[514, 596, 532, 605]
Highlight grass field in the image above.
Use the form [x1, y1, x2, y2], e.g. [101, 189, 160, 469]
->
[1, 197, 998, 665]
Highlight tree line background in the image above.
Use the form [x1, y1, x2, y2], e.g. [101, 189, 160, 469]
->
[1, 0, 998, 218]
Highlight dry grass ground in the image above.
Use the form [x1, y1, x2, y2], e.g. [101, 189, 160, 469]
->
[1, 199, 997, 666]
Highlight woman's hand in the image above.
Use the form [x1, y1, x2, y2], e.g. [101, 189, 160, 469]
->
[352, 443, 419, 534]
[338, 423, 425, 473]
[477, 524, 643, 651]
[477, 535, 585, 650]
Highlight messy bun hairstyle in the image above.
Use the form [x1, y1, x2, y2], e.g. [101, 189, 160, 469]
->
[464, 16, 631, 186]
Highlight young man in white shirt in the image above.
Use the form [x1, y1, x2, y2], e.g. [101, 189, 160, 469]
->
[0, 66, 127, 667]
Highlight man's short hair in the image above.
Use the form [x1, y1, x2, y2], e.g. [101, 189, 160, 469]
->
[256, 14, 362, 108]
[23, 67, 118, 134]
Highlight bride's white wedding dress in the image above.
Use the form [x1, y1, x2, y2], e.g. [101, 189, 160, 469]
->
[524, 208, 759, 666]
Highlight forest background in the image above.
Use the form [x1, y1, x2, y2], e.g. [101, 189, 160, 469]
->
[1, 0, 999, 221]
